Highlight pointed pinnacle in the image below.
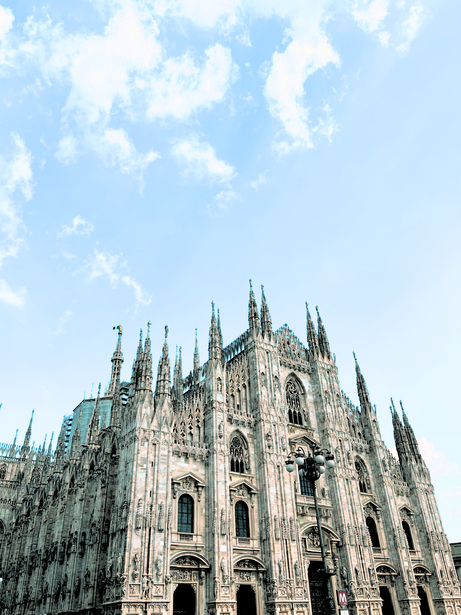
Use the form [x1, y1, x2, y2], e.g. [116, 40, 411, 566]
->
[147, 320, 151, 338]
[400, 400, 406, 415]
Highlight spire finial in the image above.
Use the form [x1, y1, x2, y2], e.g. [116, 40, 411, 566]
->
[353, 351, 357, 363]
[249, 279, 253, 290]
[165, 325, 168, 340]
[147, 320, 151, 338]
[399, 400, 406, 415]
[97, 382, 101, 397]
[139, 329, 143, 343]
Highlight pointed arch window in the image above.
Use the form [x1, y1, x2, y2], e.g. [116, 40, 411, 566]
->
[355, 461, 368, 493]
[402, 521, 415, 550]
[235, 501, 250, 538]
[286, 380, 303, 425]
[178, 494, 194, 533]
[366, 517, 380, 548]
[0, 465, 6, 480]
[299, 471, 315, 496]
[230, 435, 246, 474]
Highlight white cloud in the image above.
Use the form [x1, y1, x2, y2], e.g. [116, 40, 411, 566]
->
[171, 135, 236, 184]
[58, 215, 94, 238]
[144, 44, 238, 121]
[353, 0, 388, 33]
[265, 35, 340, 153]
[121, 275, 152, 309]
[0, 132, 33, 268]
[0, 278, 27, 308]
[88, 128, 160, 192]
[418, 438, 460, 477]
[85, 249, 151, 311]
[214, 189, 237, 208]
[397, 4, 428, 51]
[55, 134, 78, 164]
[249, 173, 266, 191]
[0, 5, 14, 41]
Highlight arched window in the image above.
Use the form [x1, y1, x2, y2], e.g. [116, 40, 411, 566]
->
[355, 461, 368, 493]
[235, 501, 250, 538]
[366, 517, 380, 548]
[0, 465, 6, 480]
[402, 521, 414, 550]
[178, 494, 194, 533]
[299, 471, 315, 496]
[286, 380, 303, 425]
[230, 435, 246, 474]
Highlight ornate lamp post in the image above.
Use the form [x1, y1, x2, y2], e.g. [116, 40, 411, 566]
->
[285, 445, 337, 615]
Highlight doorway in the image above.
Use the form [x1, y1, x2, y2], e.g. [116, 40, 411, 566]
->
[236, 584, 257, 615]
[308, 561, 330, 615]
[173, 584, 195, 615]
[379, 585, 395, 615]
[417, 586, 431, 615]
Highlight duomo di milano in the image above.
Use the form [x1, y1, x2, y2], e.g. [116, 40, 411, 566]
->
[0, 284, 460, 615]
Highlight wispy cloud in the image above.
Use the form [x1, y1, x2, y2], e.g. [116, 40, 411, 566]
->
[57, 214, 94, 238]
[0, 278, 27, 308]
[85, 249, 151, 311]
[0, 6, 14, 41]
[249, 173, 266, 191]
[171, 134, 236, 184]
[418, 438, 460, 477]
[397, 4, 429, 51]
[53, 309, 72, 335]
[0, 132, 34, 268]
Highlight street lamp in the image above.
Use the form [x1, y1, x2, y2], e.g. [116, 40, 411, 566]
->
[286, 445, 336, 615]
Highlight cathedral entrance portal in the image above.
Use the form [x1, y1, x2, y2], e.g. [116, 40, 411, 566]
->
[173, 584, 196, 615]
[417, 586, 431, 615]
[379, 585, 395, 615]
[308, 561, 330, 615]
[236, 585, 257, 615]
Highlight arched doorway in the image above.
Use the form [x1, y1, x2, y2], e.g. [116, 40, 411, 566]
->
[379, 585, 395, 615]
[236, 585, 256, 615]
[417, 586, 431, 615]
[308, 561, 330, 615]
[173, 584, 195, 615]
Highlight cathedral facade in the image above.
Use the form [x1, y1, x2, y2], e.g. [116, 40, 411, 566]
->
[0, 284, 460, 615]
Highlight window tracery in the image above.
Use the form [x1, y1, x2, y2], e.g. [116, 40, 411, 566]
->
[230, 434, 248, 474]
[286, 380, 303, 425]
[355, 460, 369, 493]
[0, 465, 6, 480]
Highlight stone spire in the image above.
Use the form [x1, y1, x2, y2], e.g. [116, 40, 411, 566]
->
[71, 409, 83, 457]
[47, 432, 54, 456]
[155, 326, 171, 401]
[138, 321, 153, 393]
[209, 302, 222, 361]
[248, 279, 260, 334]
[9, 429, 18, 457]
[305, 303, 320, 361]
[87, 387, 101, 444]
[21, 409, 34, 454]
[193, 328, 200, 379]
[108, 325, 124, 396]
[217, 309, 223, 348]
[110, 379, 122, 428]
[173, 347, 184, 405]
[401, 401, 421, 460]
[260, 285, 272, 338]
[353, 352, 372, 411]
[316, 306, 331, 360]
[391, 398, 409, 461]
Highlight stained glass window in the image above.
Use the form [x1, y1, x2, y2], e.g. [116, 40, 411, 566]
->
[235, 501, 250, 537]
[178, 494, 194, 533]
[230, 436, 246, 474]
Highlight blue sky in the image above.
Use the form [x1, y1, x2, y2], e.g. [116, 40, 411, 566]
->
[1, 0, 460, 540]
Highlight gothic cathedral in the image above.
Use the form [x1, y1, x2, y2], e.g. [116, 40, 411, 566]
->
[0, 284, 460, 615]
